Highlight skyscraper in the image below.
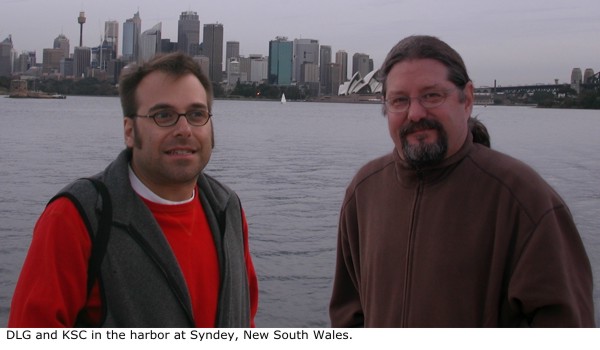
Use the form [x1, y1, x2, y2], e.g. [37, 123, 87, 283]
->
[352, 52, 370, 78]
[293, 38, 319, 83]
[74, 46, 91, 78]
[203, 23, 224, 83]
[122, 11, 141, 63]
[0, 35, 14, 77]
[319, 45, 332, 93]
[140, 23, 162, 62]
[268, 37, 293, 85]
[105, 20, 119, 59]
[53, 34, 70, 59]
[226, 41, 240, 61]
[177, 11, 200, 56]
[335, 50, 348, 82]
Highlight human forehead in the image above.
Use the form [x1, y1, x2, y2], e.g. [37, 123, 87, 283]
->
[136, 71, 207, 110]
[385, 59, 453, 94]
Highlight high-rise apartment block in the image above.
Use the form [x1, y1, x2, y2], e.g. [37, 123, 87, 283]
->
[178, 11, 200, 56]
[203, 23, 224, 83]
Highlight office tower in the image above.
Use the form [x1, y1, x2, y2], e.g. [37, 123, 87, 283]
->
[352, 52, 370, 78]
[122, 11, 141, 63]
[268, 37, 293, 85]
[77, 12, 86, 47]
[178, 11, 200, 55]
[203, 23, 224, 82]
[249, 54, 268, 83]
[225, 41, 240, 73]
[42, 48, 63, 74]
[319, 45, 332, 93]
[226, 58, 240, 88]
[0, 35, 14, 77]
[53, 34, 70, 59]
[293, 38, 319, 83]
[140, 23, 162, 62]
[335, 50, 348, 81]
[583, 68, 595, 83]
[74, 46, 91, 78]
[326, 62, 342, 95]
[105, 20, 119, 59]
[226, 41, 240, 61]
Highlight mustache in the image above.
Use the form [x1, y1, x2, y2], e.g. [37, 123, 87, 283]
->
[399, 119, 444, 138]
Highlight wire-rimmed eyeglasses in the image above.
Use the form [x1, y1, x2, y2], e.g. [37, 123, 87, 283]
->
[384, 88, 458, 113]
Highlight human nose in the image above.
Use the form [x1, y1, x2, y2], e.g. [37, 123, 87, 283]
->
[406, 97, 427, 122]
[173, 114, 193, 136]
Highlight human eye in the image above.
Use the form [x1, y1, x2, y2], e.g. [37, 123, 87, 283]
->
[389, 96, 409, 108]
[151, 110, 176, 122]
[186, 110, 209, 123]
[421, 91, 445, 103]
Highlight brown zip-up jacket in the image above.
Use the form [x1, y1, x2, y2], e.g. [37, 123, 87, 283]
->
[330, 135, 595, 327]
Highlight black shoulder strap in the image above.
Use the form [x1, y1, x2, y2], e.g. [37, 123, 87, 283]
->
[81, 178, 112, 296]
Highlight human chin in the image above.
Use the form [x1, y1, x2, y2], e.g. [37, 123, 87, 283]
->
[400, 120, 448, 168]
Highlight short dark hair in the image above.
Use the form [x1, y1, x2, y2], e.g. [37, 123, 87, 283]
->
[379, 35, 471, 98]
[118, 52, 213, 118]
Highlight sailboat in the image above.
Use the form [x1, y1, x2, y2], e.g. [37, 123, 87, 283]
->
[281, 93, 287, 104]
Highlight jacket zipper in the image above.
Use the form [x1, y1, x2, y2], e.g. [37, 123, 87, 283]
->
[401, 172, 424, 327]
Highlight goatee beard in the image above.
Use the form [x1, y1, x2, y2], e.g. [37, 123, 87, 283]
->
[400, 119, 448, 169]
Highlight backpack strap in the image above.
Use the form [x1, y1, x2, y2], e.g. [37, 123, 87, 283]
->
[80, 178, 113, 296]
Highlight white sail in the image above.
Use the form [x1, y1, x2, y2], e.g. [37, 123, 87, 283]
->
[281, 93, 287, 104]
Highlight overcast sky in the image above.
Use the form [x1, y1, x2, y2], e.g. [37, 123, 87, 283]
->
[1, 0, 598, 87]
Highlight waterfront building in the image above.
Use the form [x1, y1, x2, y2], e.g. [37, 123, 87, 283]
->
[335, 50, 348, 82]
[571, 68, 582, 93]
[319, 45, 332, 94]
[293, 38, 319, 83]
[122, 11, 141, 63]
[74, 46, 91, 78]
[268, 37, 293, 86]
[0, 35, 14, 77]
[250, 55, 268, 83]
[226, 41, 240, 73]
[203, 23, 224, 83]
[140, 23, 162, 63]
[226, 41, 240, 61]
[60, 57, 74, 78]
[352, 52, 370, 79]
[42, 48, 63, 74]
[584, 68, 595, 83]
[105, 20, 119, 59]
[226, 58, 240, 89]
[53, 34, 70, 59]
[178, 11, 200, 56]
[325, 62, 342, 95]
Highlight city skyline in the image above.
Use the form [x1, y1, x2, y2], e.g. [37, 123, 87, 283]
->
[1, 0, 599, 87]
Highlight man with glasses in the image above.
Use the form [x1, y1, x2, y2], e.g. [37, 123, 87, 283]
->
[10, 52, 258, 327]
[330, 35, 594, 327]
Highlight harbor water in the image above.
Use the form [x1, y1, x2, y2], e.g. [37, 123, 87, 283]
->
[0, 96, 598, 327]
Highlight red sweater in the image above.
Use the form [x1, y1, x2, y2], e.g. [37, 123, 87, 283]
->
[9, 193, 258, 327]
